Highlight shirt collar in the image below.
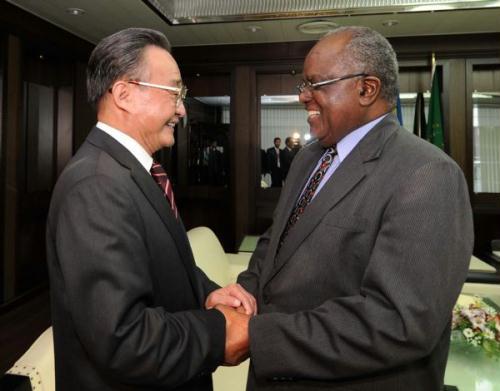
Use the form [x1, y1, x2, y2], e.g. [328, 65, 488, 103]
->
[96, 121, 153, 174]
[336, 113, 388, 163]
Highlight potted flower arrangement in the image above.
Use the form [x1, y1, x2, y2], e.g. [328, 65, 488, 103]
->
[452, 295, 500, 359]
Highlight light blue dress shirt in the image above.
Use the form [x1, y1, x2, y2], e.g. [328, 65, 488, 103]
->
[303, 113, 388, 200]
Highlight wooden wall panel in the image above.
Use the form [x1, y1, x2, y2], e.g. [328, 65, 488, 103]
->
[56, 86, 74, 176]
[472, 67, 500, 91]
[257, 73, 302, 96]
[183, 75, 230, 96]
[443, 59, 467, 177]
[231, 66, 257, 249]
[2, 35, 23, 302]
[73, 61, 95, 151]
[398, 68, 432, 93]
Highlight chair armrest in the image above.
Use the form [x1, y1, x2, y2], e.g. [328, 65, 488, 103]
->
[6, 327, 54, 391]
[226, 253, 251, 283]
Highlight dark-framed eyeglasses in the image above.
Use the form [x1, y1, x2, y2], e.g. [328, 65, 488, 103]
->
[297, 73, 368, 94]
[127, 80, 188, 107]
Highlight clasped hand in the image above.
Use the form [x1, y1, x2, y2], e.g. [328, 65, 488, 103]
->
[205, 283, 257, 315]
[205, 284, 256, 365]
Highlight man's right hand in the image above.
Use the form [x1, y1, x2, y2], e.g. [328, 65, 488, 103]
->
[215, 304, 251, 366]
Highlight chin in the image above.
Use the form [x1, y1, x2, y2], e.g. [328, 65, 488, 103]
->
[163, 138, 175, 148]
[161, 127, 175, 147]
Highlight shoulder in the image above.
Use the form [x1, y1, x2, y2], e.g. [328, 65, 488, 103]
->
[389, 128, 458, 170]
[50, 142, 133, 213]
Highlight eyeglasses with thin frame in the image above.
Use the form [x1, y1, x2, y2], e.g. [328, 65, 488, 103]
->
[127, 80, 188, 107]
[296, 73, 368, 94]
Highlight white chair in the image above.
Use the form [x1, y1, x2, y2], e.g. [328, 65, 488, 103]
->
[187, 226, 252, 391]
[187, 226, 252, 285]
[6, 327, 55, 391]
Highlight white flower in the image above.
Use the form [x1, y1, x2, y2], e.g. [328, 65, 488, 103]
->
[463, 328, 475, 338]
[484, 306, 496, 316]
[484, 329, 495, 340]
[462, 308, 487, 331]
[471, 317, 487, 331]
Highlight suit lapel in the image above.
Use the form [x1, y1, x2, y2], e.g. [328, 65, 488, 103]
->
[270, 142, 324, 254]
[265, 114, 399, 284]
[86, 128, 202, 303]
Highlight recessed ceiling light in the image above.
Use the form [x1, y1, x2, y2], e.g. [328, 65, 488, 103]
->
[297, 20, 338, 35]
[245, 25, 262, 33]
[382, 19, 399, 27]
[66, 8, 85, 16]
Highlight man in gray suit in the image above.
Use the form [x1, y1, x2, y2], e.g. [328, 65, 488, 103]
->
[46, 28, 252, 390]
[236, 26, 473, 390]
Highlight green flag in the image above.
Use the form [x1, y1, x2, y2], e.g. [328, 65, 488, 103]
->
[427, 72, 444, 149]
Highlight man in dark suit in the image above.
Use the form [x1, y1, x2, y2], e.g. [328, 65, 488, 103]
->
[280, 137, 297, 181]
[236, 26, 473, 390]
[46, 28, 253, 390]
[266, 137, 283, 187]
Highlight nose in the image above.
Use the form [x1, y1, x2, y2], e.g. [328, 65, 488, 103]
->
[299, 89, 311, 104]
[176, 100, 187, 117]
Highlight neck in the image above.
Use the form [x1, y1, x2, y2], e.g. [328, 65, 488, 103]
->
[98, 111, 153, 156]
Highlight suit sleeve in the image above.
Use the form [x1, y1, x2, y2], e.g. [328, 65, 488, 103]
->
[53, 175, 225, 388]
[195, 266, 221, 296]
[248, 160, 473, 380]
[237, 227, 272, 296]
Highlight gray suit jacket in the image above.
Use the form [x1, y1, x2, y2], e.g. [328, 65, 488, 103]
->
[238, 114, 473, 391]
[46, 128, 225, 390]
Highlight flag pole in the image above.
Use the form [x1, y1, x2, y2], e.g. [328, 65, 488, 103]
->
[430, 52, 436, 82]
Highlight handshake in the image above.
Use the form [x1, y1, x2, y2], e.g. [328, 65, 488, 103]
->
[205, 283, 257, 366]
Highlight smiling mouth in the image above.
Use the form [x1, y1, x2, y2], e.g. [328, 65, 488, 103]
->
[307, 110, 320, 119]
[166, 120, 177, 128]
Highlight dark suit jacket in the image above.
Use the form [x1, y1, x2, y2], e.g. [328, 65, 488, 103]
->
[46, 128, 225, 390]
[280, 147, 296, 180]
[266, 148, 283, 187]
[238, 114, 473, 391]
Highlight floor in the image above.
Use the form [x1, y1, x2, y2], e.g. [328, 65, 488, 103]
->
[0, 286, 51, 374]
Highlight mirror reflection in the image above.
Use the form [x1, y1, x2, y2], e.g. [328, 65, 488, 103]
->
[472, 91, 500, 193]
[184, 96, 230, 186]
[260, 95, 309, 188]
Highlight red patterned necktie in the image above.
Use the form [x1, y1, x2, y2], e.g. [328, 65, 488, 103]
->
[278, 146, 337, 249]
[150, 161, 178, 219]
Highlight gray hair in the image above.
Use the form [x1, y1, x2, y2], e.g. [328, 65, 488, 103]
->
[323, 26, 399, 106]
[87, 28, 171, 108]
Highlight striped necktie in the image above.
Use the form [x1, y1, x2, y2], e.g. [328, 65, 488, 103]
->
[278, 146, 337, 249]
[150, 161, 178, 219]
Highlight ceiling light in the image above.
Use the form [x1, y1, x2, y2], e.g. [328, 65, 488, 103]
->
[410, 4, 454, 11]
[245, 25, 262, 33]
[382, 19, 399, 27]
[297, 20, 338, 35]
[66, 7, 85, 16]
[261, 95, 300, 105]
[473, 93, 494, 99]
[399, 93, 417, 99]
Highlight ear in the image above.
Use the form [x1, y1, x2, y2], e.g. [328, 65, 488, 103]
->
[358, 76, 381, 106]
[109, 80, 134, 112]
